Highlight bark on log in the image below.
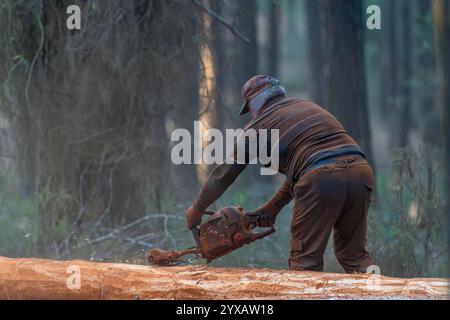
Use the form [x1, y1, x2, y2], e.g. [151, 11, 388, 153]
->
[0, 256, 448, 300]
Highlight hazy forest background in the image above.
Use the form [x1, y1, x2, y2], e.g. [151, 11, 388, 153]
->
[0, 0, 449, 278]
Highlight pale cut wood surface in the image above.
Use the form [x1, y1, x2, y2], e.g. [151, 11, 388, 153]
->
[0, 256, 448, 300]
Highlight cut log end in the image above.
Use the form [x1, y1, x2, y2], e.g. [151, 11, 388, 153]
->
[0, 256, 448, 300]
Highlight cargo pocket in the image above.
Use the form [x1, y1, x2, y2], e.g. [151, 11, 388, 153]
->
[288, 239, 303, 269]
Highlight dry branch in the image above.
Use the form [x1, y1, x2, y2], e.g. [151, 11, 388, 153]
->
[191, 0, 251, 43]
[0, 256, 448, 300]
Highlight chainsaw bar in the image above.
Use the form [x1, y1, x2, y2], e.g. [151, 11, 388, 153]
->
[147, 247, 201, 266]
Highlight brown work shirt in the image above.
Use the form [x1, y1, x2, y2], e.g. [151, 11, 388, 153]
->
[193, 96, 365, 212]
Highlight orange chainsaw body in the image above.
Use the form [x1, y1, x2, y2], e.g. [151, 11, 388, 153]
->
[192, 206, 275, 262]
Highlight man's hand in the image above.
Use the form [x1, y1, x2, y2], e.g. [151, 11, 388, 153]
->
[249, 203, 279, 228]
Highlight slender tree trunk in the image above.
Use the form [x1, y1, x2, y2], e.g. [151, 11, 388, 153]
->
[230, 0, 258, 125]
[398, 0, 412, 148]
[229, 0, 259, 182]
[379, 0, 399, 117]
[169, 3, 203, 201]
[413, 0, 436, 147]
[305, 0, 325, 106]
[170, 70, 201, 201]
[233, 0, 258, 82]
[318, 0, 373, 165]
[379, 0, 402, 152]
[267, 0, 281, 77]
[13, 3, 41, 196]
[286, 0, 296, 35]
[432, 0, 450, 275]
[210, 0, 225, 132]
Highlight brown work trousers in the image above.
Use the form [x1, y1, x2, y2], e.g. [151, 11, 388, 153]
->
[289, 155, 374, 273]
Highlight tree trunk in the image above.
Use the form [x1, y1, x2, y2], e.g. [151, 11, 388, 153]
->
[0, 1, 204, 256]
[286, 0, 297, 35]
[432, 0, 450, 272]
[398, 0, 412, 148]
[318, 0, 373, 165]
[169, 3, 203, 201]
[0, 256, 448, 299]
[210, 0, 226, 133]
[228, 0, 260, 183]
[379, 0, 399, 117]
[267, 1, 281, 77]
[413, 0, 436, 147]
[305, 0, 325, 106]
[230, 0, 258, 127]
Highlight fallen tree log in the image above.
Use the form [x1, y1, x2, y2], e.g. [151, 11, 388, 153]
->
[0, 256, 448, 299]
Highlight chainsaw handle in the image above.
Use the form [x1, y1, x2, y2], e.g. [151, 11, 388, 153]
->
[191, 211, 215, 248]
[243, 213, 276, 239]
[192, 227, 201, 247]
[244, 212, 275, 229]
[243, 213, 258, 229]
[251, 225, 276, 240]
[244, 211, 259, 221]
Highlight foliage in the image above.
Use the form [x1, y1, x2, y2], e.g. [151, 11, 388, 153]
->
[367, 148, 447, 277]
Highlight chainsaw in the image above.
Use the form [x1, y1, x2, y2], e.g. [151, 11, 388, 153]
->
[147, 206, 275, 266]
